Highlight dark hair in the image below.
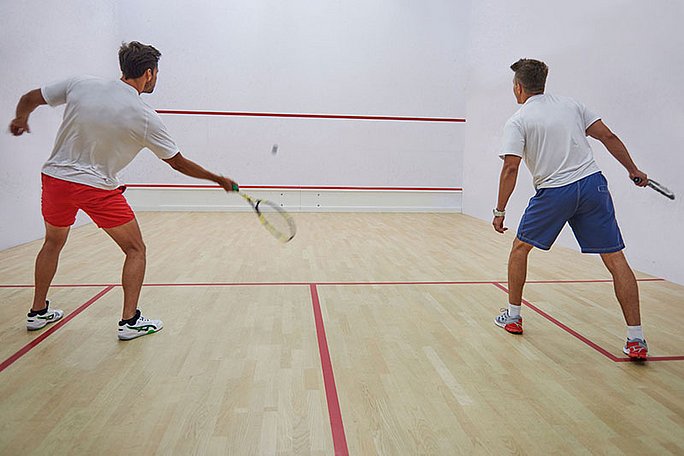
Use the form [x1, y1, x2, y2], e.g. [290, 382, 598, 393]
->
[119, 41, 161, 79]
[510, 58, 548, 94]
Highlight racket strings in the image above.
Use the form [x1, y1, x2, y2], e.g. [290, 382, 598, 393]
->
[256, 201, 296, 241]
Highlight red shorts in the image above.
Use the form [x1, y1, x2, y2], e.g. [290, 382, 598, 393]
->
[41, 173, 135, 229]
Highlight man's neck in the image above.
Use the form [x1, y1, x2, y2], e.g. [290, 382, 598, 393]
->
[121, 77, 144, 95]
[520, 92, 543, 104]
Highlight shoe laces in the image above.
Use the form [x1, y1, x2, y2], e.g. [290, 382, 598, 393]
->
[498, 308, 521, 324]
[496, 309, 511, 322]
[499, 308, 509, 317]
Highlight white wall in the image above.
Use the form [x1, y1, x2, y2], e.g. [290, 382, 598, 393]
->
[3, 0, 682, 287]
[463, 0, 684, 284]
[0, 1, 119, 250]
[2, 0, 468, 251]
[115, 0, 468, 188]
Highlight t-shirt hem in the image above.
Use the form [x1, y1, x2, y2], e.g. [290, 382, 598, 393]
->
[498, 151, 523, 160]
[41, 168, 121, 190]
[586, 116, 602, 130]
[535, 169, 602, 189]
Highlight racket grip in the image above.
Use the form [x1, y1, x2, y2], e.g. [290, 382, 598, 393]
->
[232, 183, 240, 192]
[632, 177, 642, 184]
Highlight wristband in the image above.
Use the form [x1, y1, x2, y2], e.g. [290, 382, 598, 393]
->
[493, 208, 506, 217]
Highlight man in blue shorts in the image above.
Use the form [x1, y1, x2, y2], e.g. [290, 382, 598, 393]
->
[492, 58, 649, 359]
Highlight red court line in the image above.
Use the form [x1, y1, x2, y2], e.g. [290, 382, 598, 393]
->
[0, 278, 664, 289]
[615, 355, 684, 362]
[491, 282, 683, 362]
[0, 286, 115, 374]
[0, 284, 115, 289]
[309, 284, 349, 456]
[0, 281, 513, 288]
[125, 184, 463, 192]
[141, 280, 497, 287]
[157, 109, 465, 123]
[519, 278, 665, 284]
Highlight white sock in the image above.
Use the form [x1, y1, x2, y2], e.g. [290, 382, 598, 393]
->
[627, 325, 644, 341]
[508, 304, 522, 318]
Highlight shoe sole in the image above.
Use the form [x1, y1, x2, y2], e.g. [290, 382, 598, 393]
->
[27, 315, 63, 331]
[623, 350, 648, 360]
[494, 320, 523, 334]
[27, 324, 48, 331]
[118, 326, 163, 341]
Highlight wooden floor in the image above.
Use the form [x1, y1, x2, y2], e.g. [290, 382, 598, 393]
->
[0, 212, 682, 455]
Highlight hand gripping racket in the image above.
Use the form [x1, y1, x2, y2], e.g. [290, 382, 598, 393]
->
[232, 184, 296, 242]
[633, 177, 675, 200]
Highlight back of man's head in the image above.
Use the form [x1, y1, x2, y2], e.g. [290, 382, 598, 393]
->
[119, 41, 161, 79]
[510, 58, 548, 95]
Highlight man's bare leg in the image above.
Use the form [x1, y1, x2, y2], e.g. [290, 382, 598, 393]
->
[601, 250, 647, 358]
[32, 223, 70, 311]
[508, 237, 535, 305]
[103, 218, 146, 320]
[600, 250, 641, 326]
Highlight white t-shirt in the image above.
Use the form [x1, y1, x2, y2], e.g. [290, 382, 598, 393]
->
[500, 94, 602, 189]
[41, 76, 179, 190]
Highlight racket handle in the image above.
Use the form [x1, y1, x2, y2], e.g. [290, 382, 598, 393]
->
[632, 177, 642, 184]
[232, 183, 240, 192]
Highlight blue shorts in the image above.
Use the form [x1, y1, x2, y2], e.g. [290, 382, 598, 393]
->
[517, 172, 624, 254]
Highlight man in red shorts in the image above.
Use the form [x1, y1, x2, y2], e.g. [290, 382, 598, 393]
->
[9, 41, 237, 340]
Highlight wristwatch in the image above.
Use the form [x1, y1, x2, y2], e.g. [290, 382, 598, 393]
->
[493, 208, 506, 217]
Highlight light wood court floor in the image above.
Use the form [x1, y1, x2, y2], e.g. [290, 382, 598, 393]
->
[0, 212, 682, 455]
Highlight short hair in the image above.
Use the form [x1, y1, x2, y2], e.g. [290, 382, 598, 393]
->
[510, 58, 548, 94]
[118, 41, 161, 79]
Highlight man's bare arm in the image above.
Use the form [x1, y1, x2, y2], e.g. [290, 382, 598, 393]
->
[163, 152, 238, 192]
[9, 89, 47, 136]
[493, 154, 521, 233]
[586, 120, 647, 186]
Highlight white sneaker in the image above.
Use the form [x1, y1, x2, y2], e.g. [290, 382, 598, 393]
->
[118, 310, 163, 340]
[27, 301, 64, 331]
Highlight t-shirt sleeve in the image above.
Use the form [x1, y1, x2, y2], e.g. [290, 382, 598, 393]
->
[144, 112, 180, 160]
[578, 101, 601, 130]
[499, 117, 525, 159]
[41, 78, 74, 107]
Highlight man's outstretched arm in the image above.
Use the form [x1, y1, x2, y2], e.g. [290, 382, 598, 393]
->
[586, 120, 647, 186]
[9, 89, 47, 136]
[163, 152, 238, 192]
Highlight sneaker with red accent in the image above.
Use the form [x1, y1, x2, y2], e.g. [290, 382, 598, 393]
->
[623, 338, 648, 360]
[494, 309, 523, 334]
